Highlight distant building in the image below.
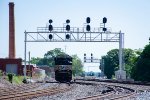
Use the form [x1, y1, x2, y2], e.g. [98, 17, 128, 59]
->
[37, 65, 55, 78]
[32, 67, 46, 81]
[0, 58, 22, 75]
[21, 64, 34, 76]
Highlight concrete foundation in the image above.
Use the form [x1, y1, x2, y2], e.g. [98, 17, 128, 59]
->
[115, 70, 126, 80]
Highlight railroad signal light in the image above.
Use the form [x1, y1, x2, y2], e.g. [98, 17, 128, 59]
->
[49, 19, 53, 23]
[49, 34, 53, 39]
[86, 25, 91, 31]
[48, 19, 53, 31]
[91, 53, 93, 62]
[49, 25, 53, 31]
[66, 19, 70, 23]
[86, 17, 90, 23]
[103, 28, 107, 32]
[91, 53, 93, 56]
[66, 25, 70, 31]
[66, 34, 70, 39]
[103, 17, 107, 23]
[66, 19, 70, 31]
[84, 59, 86, 62]
[84, 53, 86, 62]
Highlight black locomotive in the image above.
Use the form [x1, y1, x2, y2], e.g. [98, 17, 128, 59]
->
[54, 54, 72, 82]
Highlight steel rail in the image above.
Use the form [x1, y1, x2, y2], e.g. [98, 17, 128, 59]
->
[0, 85, 72, 100]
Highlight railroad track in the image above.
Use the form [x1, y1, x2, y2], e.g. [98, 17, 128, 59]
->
[0, 78, 139, 100]
[75, 80, 136, 100]
[0, 84, 73, 100]
[78, 92, 136, 100]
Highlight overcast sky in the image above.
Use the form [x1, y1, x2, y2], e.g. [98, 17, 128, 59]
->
[0, 0, 150, 72]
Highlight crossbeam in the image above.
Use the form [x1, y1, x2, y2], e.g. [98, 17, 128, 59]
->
[25, 27, 120, 42]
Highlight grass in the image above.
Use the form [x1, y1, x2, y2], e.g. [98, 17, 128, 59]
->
[0, 70, 2, 79]
[13, 76, 24, 84]
[5, 75, 28, 84]
[0, 70, 30, 84]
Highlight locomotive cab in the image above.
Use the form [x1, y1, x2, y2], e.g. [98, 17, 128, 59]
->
[54, 55, 72, 82]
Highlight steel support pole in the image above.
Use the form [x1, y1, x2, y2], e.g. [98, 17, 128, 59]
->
[24, 31, 27, 79]
[122, 33, 125, 70]
[119, 31, 122, 71]
[29, 51, 31, 82]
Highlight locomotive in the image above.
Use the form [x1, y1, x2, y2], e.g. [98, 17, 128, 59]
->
[54, 54, 72, 82]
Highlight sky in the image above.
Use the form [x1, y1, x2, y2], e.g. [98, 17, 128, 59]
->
[0, 0, 150, 72]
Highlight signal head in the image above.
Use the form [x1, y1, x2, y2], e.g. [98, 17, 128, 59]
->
[49, 34, 53, 39]
[66, 34, 70, 39]
[66, 19, 70, 23]
[66, 25, 70, 31]
[49, 25, 53, 31]
[86, 25, 90, 31]
[49, 19, 53, 23]
[103, 28, 107, 32]
[86, 17, 90, 23]
[103, 17, 107, 23]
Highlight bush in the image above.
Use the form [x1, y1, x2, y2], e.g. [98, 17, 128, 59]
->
[13, 76, 23, 84]
[7, 73, 14, 83]
[22, 78, 28, 83]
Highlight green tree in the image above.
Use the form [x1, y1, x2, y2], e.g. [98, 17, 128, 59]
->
[132, 44, 150, 81]
[44, 48, 65, 67]
[102, 48, 137, 79]
[124, 49, 137, 78]
[31, 48, 65, 67]
[30, 57, 42, 65]
[44, 48, 64, 58]
[102, 49, 119, 79]
[72, 55, 83, 76]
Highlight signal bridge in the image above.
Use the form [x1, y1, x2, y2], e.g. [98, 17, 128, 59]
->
[25, 27, 119, 42]
[84, 53, 100, 63]
[24, 17, 126, 80]
[84, 58, 100, 63]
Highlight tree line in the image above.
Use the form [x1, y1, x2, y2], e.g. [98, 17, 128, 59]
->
[101, 44, 150, 81]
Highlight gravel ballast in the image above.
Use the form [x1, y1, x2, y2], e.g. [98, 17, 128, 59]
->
[30, 83, 107, 100]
